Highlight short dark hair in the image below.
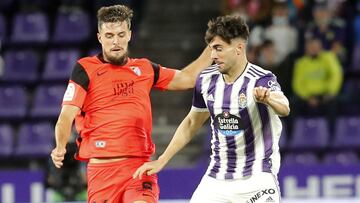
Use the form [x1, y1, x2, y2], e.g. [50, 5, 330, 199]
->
[205, 15, 250, 44]
[97, 5, 133, 31]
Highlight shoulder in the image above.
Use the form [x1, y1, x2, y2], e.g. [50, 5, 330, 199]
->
[246, 63, 273, 80]
[75, 56, 109, 79]
[129, 58, 151, 65]
[320, 51, 337, 59]
[78, 55, 103, 67]
[199, 64, 220, 78]
[128, 58, 157, 71]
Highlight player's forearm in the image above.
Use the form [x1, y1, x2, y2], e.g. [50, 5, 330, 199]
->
[181, 47, 212, 86]
[267, 93, 290, 117]
[55, 117, 73, 149]
[158, 117, 200, 164]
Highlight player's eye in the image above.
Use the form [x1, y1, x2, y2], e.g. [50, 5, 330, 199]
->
[105, 34, 113, 38]
[215, 47, 223, 52]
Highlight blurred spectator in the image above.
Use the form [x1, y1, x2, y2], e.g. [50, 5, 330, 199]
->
[265, 2, 298, 64]
[305, 2, 346, 62]
[258, 39, 294, 97]
[222, 0, 272, 27]
[292, 37, 343, 126]
[351, 2, 360, 71]
[246, 44, 260, 64]
[249, 2, 298, 65]
[353, 2, 360, 45]
[0, 41, 3, 76]
[0, 56, 3, 77]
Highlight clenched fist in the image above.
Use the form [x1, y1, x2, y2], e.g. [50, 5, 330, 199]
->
[253, 86, 270, 105]
[51, 148, 66, 168]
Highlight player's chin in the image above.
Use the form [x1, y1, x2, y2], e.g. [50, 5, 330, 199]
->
[110, 52, 124, 58]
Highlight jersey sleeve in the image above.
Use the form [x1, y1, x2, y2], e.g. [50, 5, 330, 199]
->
[152, 62, 176, 90]
[191, 76, 208, 112]
[255, 73, 283, 92]
[62, 63, 89, 108]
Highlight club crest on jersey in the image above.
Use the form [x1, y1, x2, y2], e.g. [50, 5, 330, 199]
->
[239, 93, 247, 108]
[130, 66, 141, 76]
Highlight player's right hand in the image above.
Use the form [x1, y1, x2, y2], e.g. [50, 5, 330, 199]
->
[132, 159, 166, 180]
[51, 148, 66, 168]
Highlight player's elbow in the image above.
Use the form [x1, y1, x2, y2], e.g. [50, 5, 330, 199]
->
[168, 71, 196, 90]
[180, 70, 197, 89]
[278, 105, 290, 117]
[184, 76, 196, 89]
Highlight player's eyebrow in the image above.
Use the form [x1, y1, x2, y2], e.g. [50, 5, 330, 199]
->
[212, 44, 222, 49]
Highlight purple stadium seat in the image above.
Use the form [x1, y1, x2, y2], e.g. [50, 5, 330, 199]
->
[42, 49, 79, 81]
[31, 85, 66, 118]
[282, 152, 319, 166]
[342, 80, 360, 97]
[0, 14, 6, 42]
[323, 151, 359, 166]
[52, 10, 90, 43]
[15, 122, 54, 157]
[0, 86, 27, 119]
[2, 50, 39, 82]
[332, 117, 360, 148]
[290, 117, 330, 149]
[11, 12, 48, 43]
[0, 124, 14, 156]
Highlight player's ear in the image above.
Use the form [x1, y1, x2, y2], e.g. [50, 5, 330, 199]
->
[236, 42, 245, 54]
[235, 47, 241, 55]
[97, 33, 102, 44]
[127, 30, 132, 42]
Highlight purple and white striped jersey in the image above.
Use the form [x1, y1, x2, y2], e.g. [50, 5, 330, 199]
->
[191, 62, 283, 180]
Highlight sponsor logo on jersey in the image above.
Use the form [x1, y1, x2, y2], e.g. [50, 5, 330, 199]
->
[246, 188, 276, 203]
[214, 111, 244, 136]
[113, 80, 134, 97]
[97, 69, 107, 76]
[267, 80, 281, 91]
[265, 196, 275, 202]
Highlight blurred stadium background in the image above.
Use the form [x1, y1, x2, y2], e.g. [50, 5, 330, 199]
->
[0, 0, 360, 202]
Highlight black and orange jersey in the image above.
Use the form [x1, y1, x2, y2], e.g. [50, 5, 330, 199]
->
[62, 54, 176, 161]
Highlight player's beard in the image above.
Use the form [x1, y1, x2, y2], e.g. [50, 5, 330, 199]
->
[104, 50, 129, 66]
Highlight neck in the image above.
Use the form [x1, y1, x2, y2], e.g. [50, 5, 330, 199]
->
[223, 56, 248, 84]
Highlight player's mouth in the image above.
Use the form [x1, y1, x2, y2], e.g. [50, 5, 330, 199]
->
[111, 48, 123, 52]
[215, 61, 224, 68]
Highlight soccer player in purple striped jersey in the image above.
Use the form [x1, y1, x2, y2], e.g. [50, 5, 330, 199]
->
[134, 15, 290, 203]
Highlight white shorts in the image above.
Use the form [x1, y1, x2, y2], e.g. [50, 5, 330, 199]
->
[190, 172, 281, 203]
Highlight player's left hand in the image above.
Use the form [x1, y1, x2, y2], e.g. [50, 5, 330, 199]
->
[51, 147, 66, 168]
[133, 159, 166, 180]
[253, 86, 270, 104]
